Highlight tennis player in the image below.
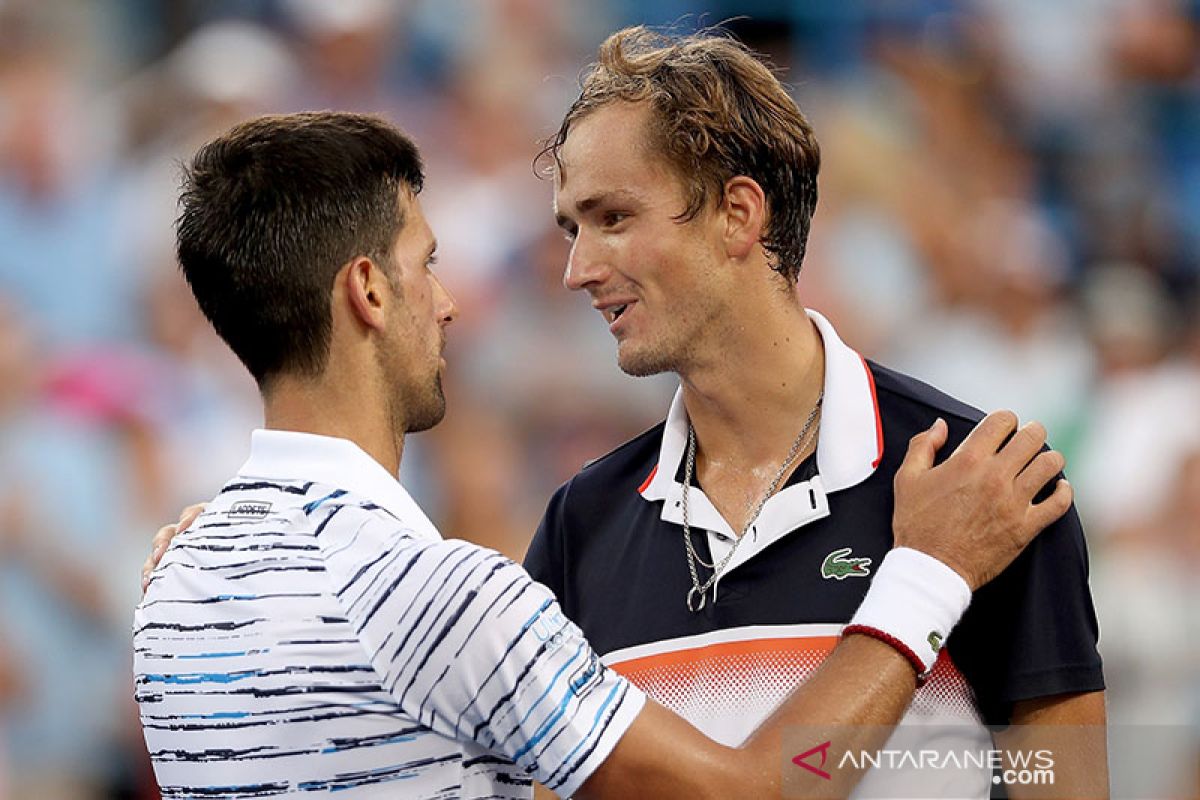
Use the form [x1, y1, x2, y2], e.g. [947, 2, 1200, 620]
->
[135, 112, 1074, 799]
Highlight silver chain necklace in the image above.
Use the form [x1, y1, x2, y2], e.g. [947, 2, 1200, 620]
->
[681, 390, 824, 612]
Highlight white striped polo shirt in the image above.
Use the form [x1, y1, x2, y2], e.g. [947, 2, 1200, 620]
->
[134, 429, 644, 799]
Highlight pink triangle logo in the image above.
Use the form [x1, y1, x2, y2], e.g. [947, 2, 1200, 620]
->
[792, 740, 833, 780]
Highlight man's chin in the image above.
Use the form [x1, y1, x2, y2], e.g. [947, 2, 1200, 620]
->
[405, 404, 445, 434]
[617, 345, 672, 378]
[404, 384, 447, 434]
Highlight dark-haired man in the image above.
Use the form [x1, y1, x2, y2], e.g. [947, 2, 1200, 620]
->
[525, 26, 1106, 797]
[136, 111, 1073, 799]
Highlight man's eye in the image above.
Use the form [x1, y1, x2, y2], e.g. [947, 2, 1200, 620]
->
[603, 212, 627, 227]
[562, 229, 577, 243]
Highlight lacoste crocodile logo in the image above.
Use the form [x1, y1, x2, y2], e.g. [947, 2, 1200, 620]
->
[821, 547, 872, 580]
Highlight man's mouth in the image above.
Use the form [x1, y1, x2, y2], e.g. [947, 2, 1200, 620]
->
[600, 301, 634, 324]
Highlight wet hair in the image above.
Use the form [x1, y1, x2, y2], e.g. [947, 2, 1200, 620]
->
[541, 26, 821, 283]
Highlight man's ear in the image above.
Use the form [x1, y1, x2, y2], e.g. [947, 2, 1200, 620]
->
[721, 176, 767, 261]
[342, 256, 390, 332]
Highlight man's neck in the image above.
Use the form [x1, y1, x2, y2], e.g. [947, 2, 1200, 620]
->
[262, 373, 405, 477]
[679, 303, 825, 469]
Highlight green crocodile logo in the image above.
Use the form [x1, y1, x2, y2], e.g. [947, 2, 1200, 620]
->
[821, 548, 872, 580]
[928, 631, 944, 653]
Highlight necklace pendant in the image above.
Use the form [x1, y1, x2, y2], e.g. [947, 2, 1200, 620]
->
[678, 392, 822, 618]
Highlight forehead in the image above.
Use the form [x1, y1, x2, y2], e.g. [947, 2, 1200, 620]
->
[554, 101, 682, 209]
[395, 189, 434, 247]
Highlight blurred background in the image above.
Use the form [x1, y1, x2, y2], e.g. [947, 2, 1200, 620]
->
[0, 0, 1197, 797]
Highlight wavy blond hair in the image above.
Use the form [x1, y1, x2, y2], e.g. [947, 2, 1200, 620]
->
[540, 26, 820, 283]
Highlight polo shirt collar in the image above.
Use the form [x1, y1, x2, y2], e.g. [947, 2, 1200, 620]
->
[640, 308, 883, 503]
[239, 429, 442, 541]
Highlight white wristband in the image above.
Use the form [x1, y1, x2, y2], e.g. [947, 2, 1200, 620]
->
[844, 547, 972, 680]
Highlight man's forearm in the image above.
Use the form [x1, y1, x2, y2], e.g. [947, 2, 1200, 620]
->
[997, 691, 1108, 800]
[735, 633, 920, 797]
[578, 634, 918, 800]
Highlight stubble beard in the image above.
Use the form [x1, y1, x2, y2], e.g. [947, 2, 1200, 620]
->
[615, 304, 713, 377]
[616, 334, 687, 378]
[404, 373, 446, 434]
[377, 335, 447, 436]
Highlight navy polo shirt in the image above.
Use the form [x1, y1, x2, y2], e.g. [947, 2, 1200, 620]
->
[525, 311, 1103, 779]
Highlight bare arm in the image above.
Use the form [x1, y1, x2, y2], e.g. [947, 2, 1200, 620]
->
[143, 413, 1073, 799]
[995, 691, 1108, 799]
[578, 411, 1075, 799]
[580, 634, 916, 799]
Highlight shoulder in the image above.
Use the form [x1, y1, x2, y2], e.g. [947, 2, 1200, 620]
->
[298, 485, 457, 566]
[527, 423, 664, 577]
[866, 364, 1103, 713]
[294, 487, 401, 536]
[563, 421, 666, 503]
[869, 360, 985, 425]
[319, 494, 522, 607]
[867, 361, 988, 452]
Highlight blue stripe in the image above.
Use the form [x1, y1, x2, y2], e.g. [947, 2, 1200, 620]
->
[179, 710, 251, 720]
[514, 641, 586, 732]
[304, 489, 346, 514]
[141, 671, 264, 685]
[511, 659, 606, 762]
[465, 593, 554, 741]
[546, 681, 625, 788]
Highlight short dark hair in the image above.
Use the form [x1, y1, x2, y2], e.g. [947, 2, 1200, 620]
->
[540, 26, 820, 284]
[176, 111, 424, 387]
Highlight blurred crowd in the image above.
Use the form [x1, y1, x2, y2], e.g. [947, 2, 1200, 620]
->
[0, 0, 1197, 797]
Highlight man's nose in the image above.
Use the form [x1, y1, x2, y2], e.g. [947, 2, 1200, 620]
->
[563, 231, 608, 292]
[432, 274, 458, 325]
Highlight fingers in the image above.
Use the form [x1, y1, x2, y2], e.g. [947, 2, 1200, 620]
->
[998, 420, 1049, 474]
[893, 410, 1075, 591]
[1026, 478, 1074, 534]
[141, 503, 205, 595]
[141, 522, 178, 593]
[179, 503, 205, 533]
[953, 410, 1018, 461]
[899, 418, 948, 476]
[153, 519, 179, 555]
[1015, 448, 1065, 501]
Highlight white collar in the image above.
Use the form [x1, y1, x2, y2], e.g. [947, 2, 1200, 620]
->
[238, 429, 442, 541]
[640, 308, 883, 503]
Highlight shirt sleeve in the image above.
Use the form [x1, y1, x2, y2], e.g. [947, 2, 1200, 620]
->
[947, 501, 1105, 724]
[317, 504, 645, 797]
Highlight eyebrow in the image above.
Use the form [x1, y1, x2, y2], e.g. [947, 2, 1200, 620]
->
[555, 190, 640, 229]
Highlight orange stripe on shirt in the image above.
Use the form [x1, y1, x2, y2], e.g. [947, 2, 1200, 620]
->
[610, 635, 840, 676]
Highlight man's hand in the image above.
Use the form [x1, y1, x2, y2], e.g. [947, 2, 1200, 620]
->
[893, 410, 1072, 590]
[141, 503, 205, 593]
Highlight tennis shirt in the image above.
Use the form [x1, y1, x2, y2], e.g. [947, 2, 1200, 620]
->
[525, 310, 1104, 794]
[134, 430, 644, 799]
